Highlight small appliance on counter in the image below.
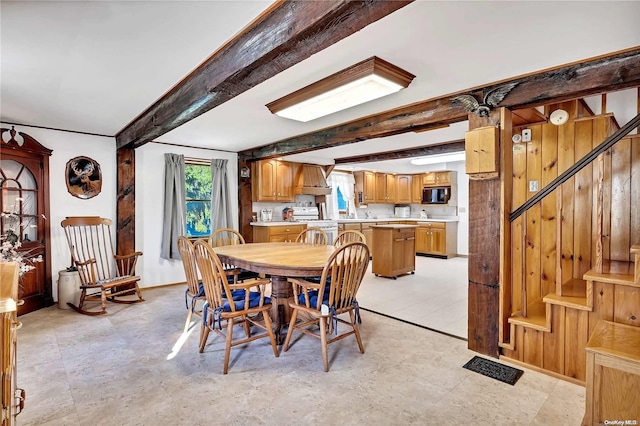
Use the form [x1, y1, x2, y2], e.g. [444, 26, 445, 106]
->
[260, 208, 273, 222]
[420, 210, 428, 219]
[394, 206, 410, 218]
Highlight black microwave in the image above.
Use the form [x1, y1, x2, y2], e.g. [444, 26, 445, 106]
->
[422, 186, 450, 204]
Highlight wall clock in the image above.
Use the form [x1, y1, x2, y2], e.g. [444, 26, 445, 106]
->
[550, 109, 569, 126]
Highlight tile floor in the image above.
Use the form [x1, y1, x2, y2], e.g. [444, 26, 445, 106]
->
[357, 255, 468, 339]
[16, 284, 586, 425]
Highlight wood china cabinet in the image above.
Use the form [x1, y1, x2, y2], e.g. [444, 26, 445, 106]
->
[0, 128, 53, 315]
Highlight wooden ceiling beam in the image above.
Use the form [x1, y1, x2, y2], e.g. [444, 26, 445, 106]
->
[115, 0, 413, 150]
[334, 140, 465, 164]
[239, 47, 640, 161]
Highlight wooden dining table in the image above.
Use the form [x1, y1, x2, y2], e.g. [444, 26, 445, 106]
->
[214, 242, 336, 343]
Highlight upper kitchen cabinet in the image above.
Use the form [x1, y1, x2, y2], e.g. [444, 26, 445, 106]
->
[354, 170, 376, 206]
[411, 174, 423, 203]
[251, 159, 294, 202]
[375, 173, 396, 203]
[396, 175, 412, 204]
[423, 171, 452, 186]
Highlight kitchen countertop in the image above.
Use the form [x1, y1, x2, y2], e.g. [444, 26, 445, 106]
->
[337, 217, 459, 223]
[250, 217, 459, 226]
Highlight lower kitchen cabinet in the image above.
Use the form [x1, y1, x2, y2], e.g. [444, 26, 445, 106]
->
[253, 224, 306, 243]
[415, 222, 456, 257]
[371, 225, 417, 279]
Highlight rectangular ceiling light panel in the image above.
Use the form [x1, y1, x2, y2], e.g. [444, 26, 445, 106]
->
[267, 56, 415, 122]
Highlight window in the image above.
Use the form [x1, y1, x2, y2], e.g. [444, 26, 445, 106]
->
[336, 186, 347, 213]
[185, 162, 212, 237]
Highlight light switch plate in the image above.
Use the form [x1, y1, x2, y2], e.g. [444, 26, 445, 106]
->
[522, 129, 532, 142]
[529, 180, 538, 192]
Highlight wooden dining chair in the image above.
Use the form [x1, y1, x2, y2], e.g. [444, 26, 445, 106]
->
[177, 236, 206, 332]
[283, 242, 370, 372]
[193, 240, 279, 374]
[207, 228, 249, 282]
[295, 227, 329, 245]
[333, 230, 367, 247]
[61, 216, 144, 315]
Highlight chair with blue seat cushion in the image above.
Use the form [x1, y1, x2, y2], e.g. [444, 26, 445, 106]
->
[193, 240, 279, 374]
[208, 228, 258, 282]
[283, 242, 370, 372]
[177, 236, 206, 332]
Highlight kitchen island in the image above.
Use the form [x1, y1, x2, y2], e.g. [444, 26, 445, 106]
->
[338, 217, 458, 258]
[371, 224, 419, 279]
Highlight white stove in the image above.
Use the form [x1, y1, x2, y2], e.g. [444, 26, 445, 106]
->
[291, 206, 338, 242]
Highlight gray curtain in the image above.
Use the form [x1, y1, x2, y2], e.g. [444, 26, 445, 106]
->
[161, 153, 186, 260]
[210, 159, 233, 231]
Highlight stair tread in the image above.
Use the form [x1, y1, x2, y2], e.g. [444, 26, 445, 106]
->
[583, 260, 637, 287]
[543, 279, 591, 311]
[508, 300, 550, 331]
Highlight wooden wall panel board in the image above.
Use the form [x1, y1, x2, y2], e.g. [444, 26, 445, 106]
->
[512, 140, 528, 313]
[588, 281, 615, 336]
[602, 148, 613, 261]
[558, 121, 575, 284]
[564, 308, 589, 381]
[591, 118, 610, 265]
[499, 108, 514, 347]
[543, 305, 565, 374]
[631, 136, 640, 249]
[573, 120, 593, 279]
[523, 327, 544, 368]
[610, 138, 632, 261]
[525, 204, 542, 302]
[613, 286, 640, 327]
[541, 123, 558, 297]
[526, 127, 542, 302]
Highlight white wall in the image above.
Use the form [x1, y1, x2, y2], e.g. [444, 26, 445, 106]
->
[135, 142, 238, 287]
[1, 123, 119, 301]
[1, 124, 239, 297]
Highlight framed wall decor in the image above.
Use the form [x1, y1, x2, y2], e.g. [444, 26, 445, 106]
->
[65, 156, 102, 199]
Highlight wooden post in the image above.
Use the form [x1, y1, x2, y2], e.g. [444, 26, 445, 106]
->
[467, 109, 502, 357]
[238, 159, 254, 242]
[116, 148, 136, 256]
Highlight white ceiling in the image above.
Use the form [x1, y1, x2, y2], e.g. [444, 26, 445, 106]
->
[2, 1, 639, 173]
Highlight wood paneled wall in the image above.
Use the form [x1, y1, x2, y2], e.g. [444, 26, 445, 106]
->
[501, 102, 640, 382]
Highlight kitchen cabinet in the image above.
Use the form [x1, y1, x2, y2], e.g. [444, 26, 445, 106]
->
[253, 224, 306, 243]
[375, 173, 396, 203]
[395, 175, 412, 204]
[423, 171, 452, 186]
[251, 159, 294, 202]
[354, 171, 376, 206]
[371, 225, 417, 278]
[411, 174, 423, 203]
[465, 126, 499, 175]
[415, 222, 457, 257]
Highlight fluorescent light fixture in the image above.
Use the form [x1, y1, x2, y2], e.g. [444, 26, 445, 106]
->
[410, 152, 466, 165]
[266, 56, 415, 122]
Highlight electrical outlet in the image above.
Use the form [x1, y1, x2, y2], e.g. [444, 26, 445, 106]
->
[522, 129, 532, 142]
[529, 180, 538, 192]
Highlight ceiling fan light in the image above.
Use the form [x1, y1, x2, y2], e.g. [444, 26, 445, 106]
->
[267, 56, 415, 122]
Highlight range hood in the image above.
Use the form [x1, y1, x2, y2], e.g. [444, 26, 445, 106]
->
[295, 164, 332, 195]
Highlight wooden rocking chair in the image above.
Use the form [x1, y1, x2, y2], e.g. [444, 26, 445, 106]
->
[61, 216, 144, 315]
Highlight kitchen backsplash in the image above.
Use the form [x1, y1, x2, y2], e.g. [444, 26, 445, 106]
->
[353, 204, 457, 219]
